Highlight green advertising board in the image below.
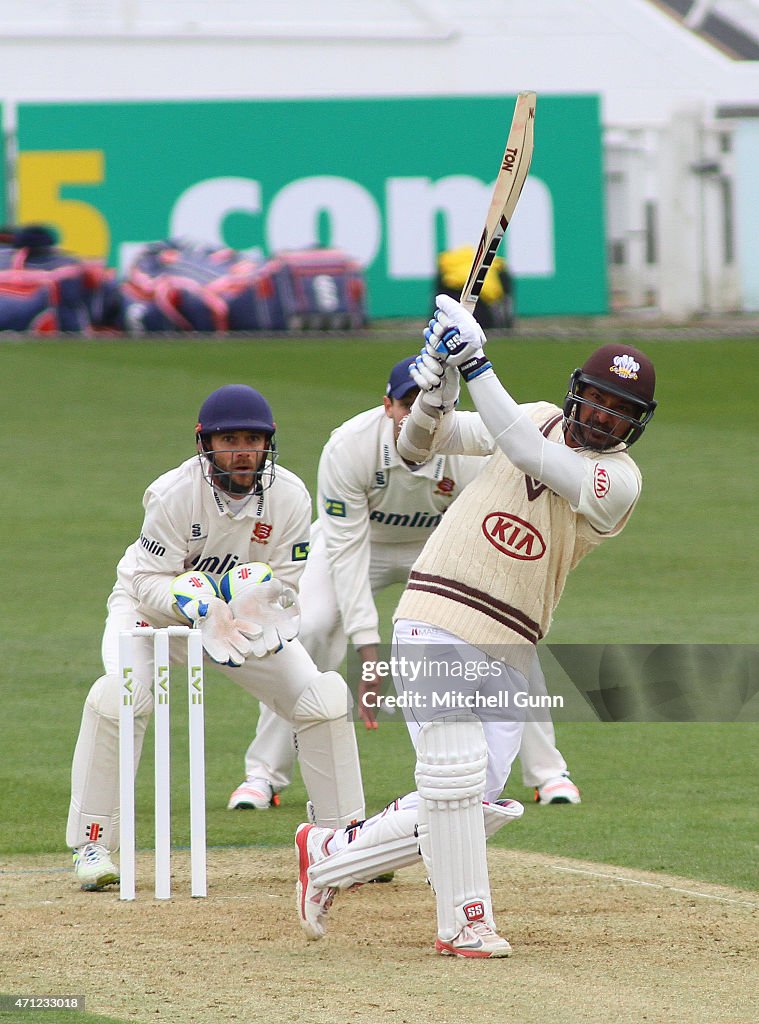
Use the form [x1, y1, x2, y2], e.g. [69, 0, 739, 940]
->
[16, 95, 606, 316]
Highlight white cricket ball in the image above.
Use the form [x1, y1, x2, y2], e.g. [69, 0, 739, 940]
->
[219, 561, 274, 602]
[171, 571, 220, 615]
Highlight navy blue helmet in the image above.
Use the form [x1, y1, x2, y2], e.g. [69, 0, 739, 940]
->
[195, 385, 277, 493]
[195, 384, 275, 438]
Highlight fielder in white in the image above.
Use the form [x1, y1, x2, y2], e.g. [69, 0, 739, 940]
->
[229, 357, 581, 813]
[67, 384, 365, 891]
[295, 296, 657, 958]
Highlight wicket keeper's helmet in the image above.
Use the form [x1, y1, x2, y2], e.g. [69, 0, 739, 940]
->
[563, 344, 657, 450]
[195, 384, 277, 492]
[196, 384, 275, 437]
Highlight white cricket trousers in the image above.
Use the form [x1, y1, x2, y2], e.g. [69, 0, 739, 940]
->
[244, 524, 423, 787]
[391, 618, 529, 801]
[66, 587, 365, 851]
[246, 525, 569, 792]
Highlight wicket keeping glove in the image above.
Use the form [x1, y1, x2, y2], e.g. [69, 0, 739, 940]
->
[175, 594, 253, 668]
[228, 578, 301, 658]
[423, 294, 492, 383]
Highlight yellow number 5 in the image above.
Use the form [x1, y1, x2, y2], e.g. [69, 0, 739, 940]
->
[17, 150, 110, 259]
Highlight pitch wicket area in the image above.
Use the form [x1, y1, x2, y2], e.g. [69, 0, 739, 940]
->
[118, 626, 207, 901]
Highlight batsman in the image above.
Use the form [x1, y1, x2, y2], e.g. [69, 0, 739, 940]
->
[296, 295, 657, 957]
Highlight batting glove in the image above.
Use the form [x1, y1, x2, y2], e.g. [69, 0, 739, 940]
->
[409, 351, 460, 413]
[229, 578, 301, 658]
[177, 595, 252, 667]
[424, 294, 492, 382]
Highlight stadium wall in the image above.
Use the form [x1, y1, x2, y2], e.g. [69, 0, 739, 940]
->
[2, 0, 759, 315]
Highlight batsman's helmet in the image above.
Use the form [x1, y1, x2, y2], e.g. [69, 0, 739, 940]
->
[563, 344, 657, 450]
[195, 384, 277, 493]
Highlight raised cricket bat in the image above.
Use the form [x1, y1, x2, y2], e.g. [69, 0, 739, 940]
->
[459, 91, 536, 313]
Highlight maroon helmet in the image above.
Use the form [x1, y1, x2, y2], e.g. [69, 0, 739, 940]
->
[563, 344, 657, 450]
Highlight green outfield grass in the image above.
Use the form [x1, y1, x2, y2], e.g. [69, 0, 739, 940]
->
[1, 333, 757, 893]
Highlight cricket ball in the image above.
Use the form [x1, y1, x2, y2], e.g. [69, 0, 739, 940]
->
[219, 562, 274, 602]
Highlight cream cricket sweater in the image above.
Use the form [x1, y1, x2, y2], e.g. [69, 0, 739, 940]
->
[395, 403, 640, 670]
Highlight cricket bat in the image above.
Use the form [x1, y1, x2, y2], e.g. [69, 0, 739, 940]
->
[459, 91, 536, 313]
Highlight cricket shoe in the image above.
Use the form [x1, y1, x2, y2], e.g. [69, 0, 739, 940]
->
[295, 823, 337, 940]
[227, 777, 280, 810]
[435, 921, 513, 959]
[534, 773, 581, 805]
[72, 843, 119, 892]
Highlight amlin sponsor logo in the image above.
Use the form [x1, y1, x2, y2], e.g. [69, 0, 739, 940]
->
[190, 552, 241, 575]
[139, 533, 166, 557]
[369, 509, 442, 528]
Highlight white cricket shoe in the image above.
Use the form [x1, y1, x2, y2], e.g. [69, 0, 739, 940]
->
[436, 921, 513, 958]
[227, 777, 279, 810]
[534, 773, 581, 805]
[72, 843, 119, 891]
[295, 823, 337, 940]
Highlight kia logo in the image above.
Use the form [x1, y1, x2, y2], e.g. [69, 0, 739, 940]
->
[594, 464, 610, 498]
[482, 512, 546, 560]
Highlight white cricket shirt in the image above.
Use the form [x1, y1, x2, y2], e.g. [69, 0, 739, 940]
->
[112, 455, 312, 627]
[316, 405, 486, 647]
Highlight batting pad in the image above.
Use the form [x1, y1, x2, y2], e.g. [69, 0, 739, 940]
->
[67, 673, 154, 850]
[415, 715, 491, 941]
[292, 671, 365, 829]
[310, 802, 419, 889]
[309, 795, 524, 890]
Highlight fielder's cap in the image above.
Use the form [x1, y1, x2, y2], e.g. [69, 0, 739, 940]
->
[579, 344, 656, 406]
[386, 356, 419, 400]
